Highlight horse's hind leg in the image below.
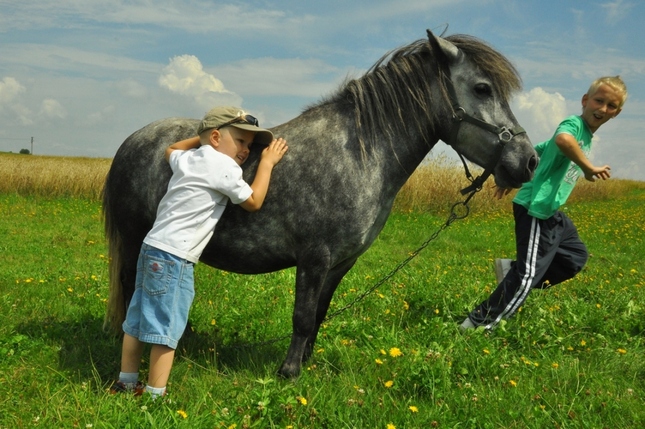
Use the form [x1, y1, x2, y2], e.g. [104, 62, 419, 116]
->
[278, 247, 331, 378]
[302, 257, 358, 363]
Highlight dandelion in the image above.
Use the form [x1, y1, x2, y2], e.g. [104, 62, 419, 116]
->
[389, 347, 403, 358]
[387, 424, 396, 429]
[380, 349, 387, 355]
[297, 396, 307, 405]
[210, 319, 216, 326]
[596, 303, 601, 309]
[551, 363, 559, 369]
[409, 405, 419, 413]
[177, 410, 187, 419]
[483, 348, 490, 355]
[384, 380, 394, 388]
[434, 308, 440, 314]
[509, 380, 517, 387]
[617, 348, 627, 354]
[375, 359, 383, 365]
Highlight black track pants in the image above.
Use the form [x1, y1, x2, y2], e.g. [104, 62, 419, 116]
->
[468, 203, 588, 329]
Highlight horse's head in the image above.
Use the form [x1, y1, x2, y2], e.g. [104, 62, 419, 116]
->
[429, 31, 538, 189]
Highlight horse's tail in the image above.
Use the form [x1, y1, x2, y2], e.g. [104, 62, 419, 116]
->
[102, 177, 126, 334]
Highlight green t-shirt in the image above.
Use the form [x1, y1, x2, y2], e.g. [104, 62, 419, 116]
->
[513, 115, 593, 219]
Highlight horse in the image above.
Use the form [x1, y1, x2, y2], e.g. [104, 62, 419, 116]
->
[103, 30, 538, 378]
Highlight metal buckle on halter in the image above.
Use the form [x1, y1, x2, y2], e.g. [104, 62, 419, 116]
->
[452, 107, 466, 122]
[498, 127, 513, 143]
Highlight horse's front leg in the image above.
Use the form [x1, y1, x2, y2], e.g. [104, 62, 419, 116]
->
[302, 257, 358, 363]
[278, 247, 330, 378]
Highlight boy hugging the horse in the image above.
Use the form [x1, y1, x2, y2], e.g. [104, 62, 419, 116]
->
[461, 76, 628, 331]
[111, 106, 288, 398]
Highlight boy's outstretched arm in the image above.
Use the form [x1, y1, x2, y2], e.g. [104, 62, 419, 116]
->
[240, 138, 288, 212]
[165, 136, 201, 161]
[555, 133, 611, 181]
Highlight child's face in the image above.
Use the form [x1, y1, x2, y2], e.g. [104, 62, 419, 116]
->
[212, 127, 256, 165]
[581, 84, 623, 133]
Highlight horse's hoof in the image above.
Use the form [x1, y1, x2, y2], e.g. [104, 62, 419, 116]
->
[277, 363, 301, 379]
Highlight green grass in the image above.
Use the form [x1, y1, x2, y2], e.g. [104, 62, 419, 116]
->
[1, 190, 644, 428]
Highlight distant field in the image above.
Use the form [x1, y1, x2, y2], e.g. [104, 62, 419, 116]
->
[2, 152, 643, 212]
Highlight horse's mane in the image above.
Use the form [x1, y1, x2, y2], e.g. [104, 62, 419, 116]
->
[311, 34, 522, 157]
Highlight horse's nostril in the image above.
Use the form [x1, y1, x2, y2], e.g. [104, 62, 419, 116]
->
[528, 155, 538, 171]
[525, 155, 539, 180]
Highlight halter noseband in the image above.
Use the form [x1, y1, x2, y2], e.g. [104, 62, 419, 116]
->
[444, 77, 527, 195]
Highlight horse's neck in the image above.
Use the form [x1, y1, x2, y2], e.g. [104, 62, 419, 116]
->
[374, 129, 438, 188]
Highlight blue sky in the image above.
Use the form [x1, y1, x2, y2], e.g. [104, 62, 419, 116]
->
[1, 0, 643, 180]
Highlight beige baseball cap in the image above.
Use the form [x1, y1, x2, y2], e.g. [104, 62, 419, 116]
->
[197, 106, 274, 145]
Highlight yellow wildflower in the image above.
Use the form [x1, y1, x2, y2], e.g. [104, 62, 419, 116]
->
[617, 348, 627, 354]
[387, 424, 396, 429]
[509, 380, 517, 387]
[176, 410, 187, 419]
[375, 359, 383, 365]
[483, 349, 490, 355]
[551, 363, 559, 369]
[297, 396, 307, 405]
[389, 347, 403, 358]
[384, 380, 394, 388]
[580, 340, 586, 346]
[409, 406, 419, 413]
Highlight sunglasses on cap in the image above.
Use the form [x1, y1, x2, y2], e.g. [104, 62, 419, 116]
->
[216, 114, 259, 129]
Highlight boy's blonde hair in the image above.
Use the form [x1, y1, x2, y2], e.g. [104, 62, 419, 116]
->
[588, 76, 628, 108]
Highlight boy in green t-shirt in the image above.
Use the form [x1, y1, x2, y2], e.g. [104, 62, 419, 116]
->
[461, 76, 628, 330]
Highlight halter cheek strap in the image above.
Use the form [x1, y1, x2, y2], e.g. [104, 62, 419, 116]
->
[444, 78, 526, 195]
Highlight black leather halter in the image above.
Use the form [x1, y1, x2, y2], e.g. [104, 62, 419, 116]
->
[444, 77, 527, 195]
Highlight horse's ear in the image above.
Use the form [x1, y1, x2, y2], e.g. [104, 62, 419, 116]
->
[426, 29, 463, 65]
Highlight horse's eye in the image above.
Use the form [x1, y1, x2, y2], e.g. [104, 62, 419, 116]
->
[474, 83, 492, 96]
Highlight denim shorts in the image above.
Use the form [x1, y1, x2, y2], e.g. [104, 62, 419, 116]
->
[122, 244, 195, 349]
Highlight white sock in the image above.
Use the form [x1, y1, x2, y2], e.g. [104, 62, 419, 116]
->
[145, 385, 166, 398]
[119, 371, 139, 384]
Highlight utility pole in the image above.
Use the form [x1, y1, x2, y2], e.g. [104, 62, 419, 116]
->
[31, 137, 33, 155]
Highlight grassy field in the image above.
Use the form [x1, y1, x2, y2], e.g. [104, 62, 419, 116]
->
[1, 154, 644, 428]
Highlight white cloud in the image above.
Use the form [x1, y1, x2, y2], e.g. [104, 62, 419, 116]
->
[0, 77, 26, 105]
[40, 99, 67, 119]
[159, 55, 242, 110]
[602, 0, 634, 25]
[513, 87, 567, 142]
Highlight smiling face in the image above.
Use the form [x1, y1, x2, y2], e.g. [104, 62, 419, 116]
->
[581, 83, 623, 133]
[209, 127, 256, 165]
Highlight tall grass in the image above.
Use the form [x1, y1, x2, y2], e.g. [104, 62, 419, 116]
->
[2, 153, 642, 211]
[0, 153, 111, 200]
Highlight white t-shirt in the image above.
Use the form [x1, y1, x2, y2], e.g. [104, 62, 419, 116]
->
[144, 145, 253, 263]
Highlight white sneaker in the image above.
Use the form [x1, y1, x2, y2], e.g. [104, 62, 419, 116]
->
[459, 317, 476, 330]
[494, 258, 512, 284]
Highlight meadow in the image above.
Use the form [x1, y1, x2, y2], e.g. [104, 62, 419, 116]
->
[1, 153, 644, 428]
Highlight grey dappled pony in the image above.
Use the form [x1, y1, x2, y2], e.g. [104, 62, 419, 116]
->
[103, 30, 538, 378]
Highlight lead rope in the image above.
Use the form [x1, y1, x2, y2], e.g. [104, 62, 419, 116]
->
[324, 184, 479, 321]
[223, 181, 484, 350]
